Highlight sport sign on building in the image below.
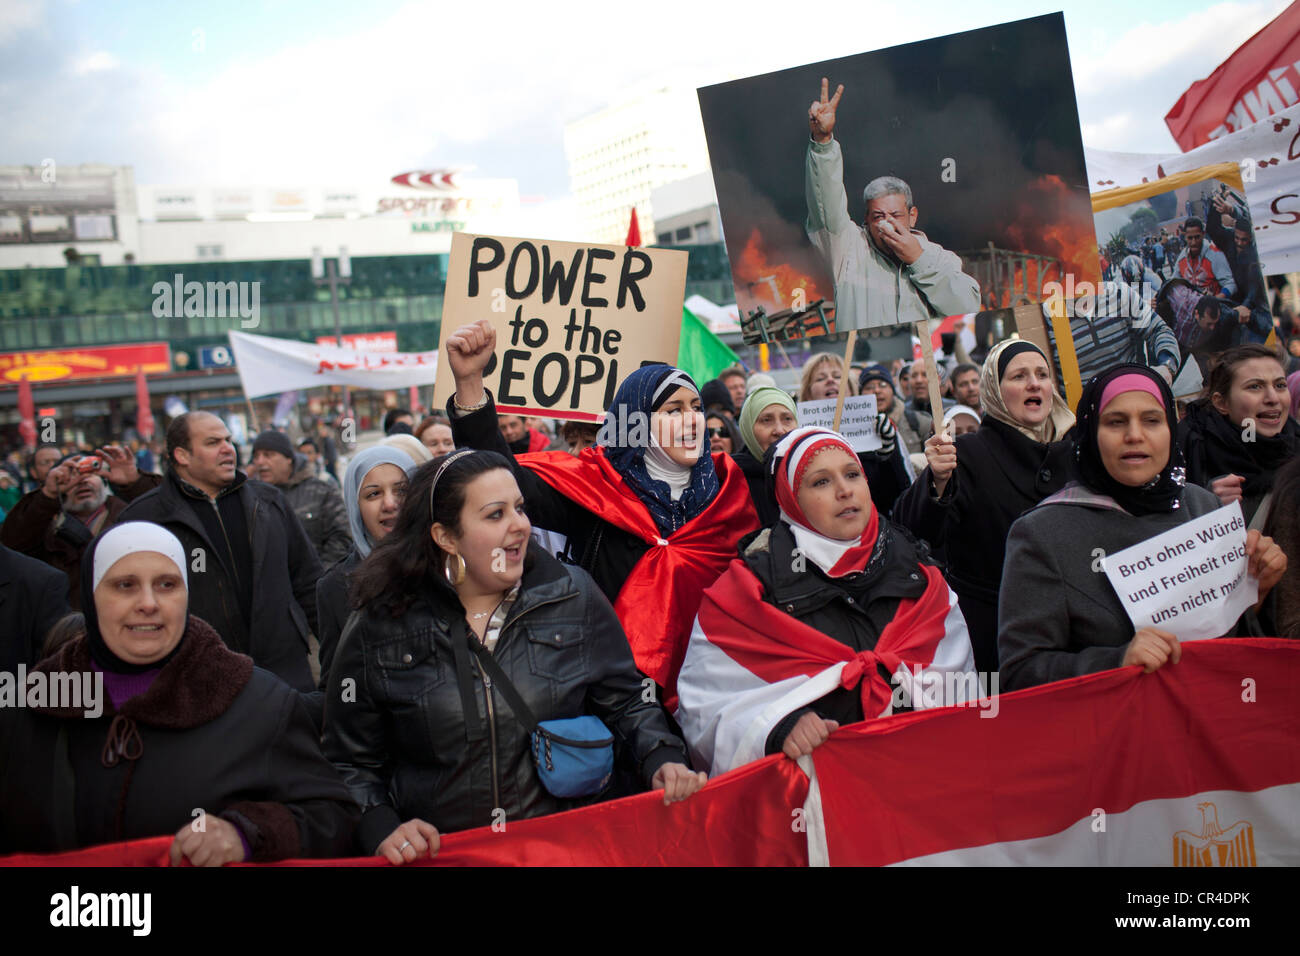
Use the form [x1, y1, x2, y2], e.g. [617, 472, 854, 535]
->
[0, 343, 170, 383]
[433, 233, 689, 422]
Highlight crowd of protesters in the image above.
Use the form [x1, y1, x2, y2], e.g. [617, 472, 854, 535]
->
[1, 313, 1297, 865]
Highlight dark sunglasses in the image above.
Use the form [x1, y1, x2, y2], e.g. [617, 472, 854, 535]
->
[706, 427, 727, 438]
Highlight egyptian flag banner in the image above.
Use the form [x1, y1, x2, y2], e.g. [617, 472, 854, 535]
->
[518, 446, 758, 700]
[677, 556, 975, 776]
[2, 641, 1295, 869]
[811, 638, 1300, 866]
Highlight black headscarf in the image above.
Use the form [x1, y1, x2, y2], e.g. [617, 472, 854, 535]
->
[1070, 364, 1187, 516]
[80, 522, 191, 675]
[1183, 398, 1300, 500]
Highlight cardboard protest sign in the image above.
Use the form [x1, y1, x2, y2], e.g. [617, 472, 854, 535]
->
[797, 394, 881, 452]
[697, 12, 1098, 352]
[434, 233, 689, 422]
[1101, 502, 1258, 642]
[1089, 163, 1275, 390]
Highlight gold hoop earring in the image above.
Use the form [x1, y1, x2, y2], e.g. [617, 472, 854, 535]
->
[444, 552, 466, 587]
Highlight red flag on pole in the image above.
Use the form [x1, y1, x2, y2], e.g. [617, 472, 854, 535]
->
[625, 208, 641, 247]
[1165, 1, 1300, 150]
[17, 376, 37, 448]
[135, 366, 155, 441]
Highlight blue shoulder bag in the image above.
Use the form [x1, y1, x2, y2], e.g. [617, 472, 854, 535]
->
[466, 635, 614, 799]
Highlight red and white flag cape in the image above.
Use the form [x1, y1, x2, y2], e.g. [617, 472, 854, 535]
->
[676, 546, 975, 776]
[518, 447, 759, 703]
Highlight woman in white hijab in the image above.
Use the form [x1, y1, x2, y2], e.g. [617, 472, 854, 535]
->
[893, 339, 1075, 674]
[0, 522, 358, 862]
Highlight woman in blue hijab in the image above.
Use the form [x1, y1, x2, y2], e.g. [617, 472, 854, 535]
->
[315, 445, 419, 691]
[440, 319, 758, 703]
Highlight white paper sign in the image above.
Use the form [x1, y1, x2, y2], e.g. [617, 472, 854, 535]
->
[796, 394, 881, 452]
[1102, 502, 1258, 642]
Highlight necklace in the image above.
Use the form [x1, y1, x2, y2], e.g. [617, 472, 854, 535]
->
[469, 610, 491, 620]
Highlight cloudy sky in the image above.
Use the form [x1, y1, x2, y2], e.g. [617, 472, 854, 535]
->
[0, 0, 1290, 204]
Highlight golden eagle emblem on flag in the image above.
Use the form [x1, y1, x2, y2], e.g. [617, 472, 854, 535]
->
[1173, 802, 1256, 866]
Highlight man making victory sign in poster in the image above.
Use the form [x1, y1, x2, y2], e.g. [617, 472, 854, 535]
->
[805, 78, 981, 330]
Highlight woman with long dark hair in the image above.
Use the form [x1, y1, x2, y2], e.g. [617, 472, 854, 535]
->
[322, 450, 704, 864]
[1178, 343, 1299, 527]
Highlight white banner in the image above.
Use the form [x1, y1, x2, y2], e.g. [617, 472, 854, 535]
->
[1102, 502, 1258, 642]
[227, 331, 437, 398]
[1086, 105, 1300, 274]
[795, 394, 881, 452]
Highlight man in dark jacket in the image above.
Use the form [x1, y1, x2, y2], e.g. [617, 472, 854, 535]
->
[0, 447, 160, 609]
[859, 364, 931, 459]
[0, 542, 71, 670]
[249, 430, 351, 565]
[118, 412, 321, 692]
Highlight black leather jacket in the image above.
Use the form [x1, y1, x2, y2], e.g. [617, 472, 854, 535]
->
[322, 543, 690, 852]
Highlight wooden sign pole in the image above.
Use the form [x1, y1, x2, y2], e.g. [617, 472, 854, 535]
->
[915, 320, 945, 431]
[831, 330, 857, 431]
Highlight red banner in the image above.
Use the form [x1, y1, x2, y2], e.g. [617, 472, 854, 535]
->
[1, 747, 809, 867]
[3, 640, 1296, 867]
[1165, 1, 1300, 150]
[0, 343, 171, 384]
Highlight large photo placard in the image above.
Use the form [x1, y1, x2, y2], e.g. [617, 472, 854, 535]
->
[434, 233, 689, 422]
[1088, 162, 1275, 400]
[697, 12, 1100, 349]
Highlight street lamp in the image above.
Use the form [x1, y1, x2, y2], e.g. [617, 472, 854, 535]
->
[313, 245, 353, 429]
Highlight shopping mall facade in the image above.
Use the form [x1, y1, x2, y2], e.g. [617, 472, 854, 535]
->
[0, 164, 736, 451]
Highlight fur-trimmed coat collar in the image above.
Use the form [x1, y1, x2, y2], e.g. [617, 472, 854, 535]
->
[33, 615, 252, 725]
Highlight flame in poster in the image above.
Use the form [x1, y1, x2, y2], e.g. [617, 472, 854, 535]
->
[734, 228, 830, 315]
[730, 174, 1100, 319]
[1004, 175, 1101, 288]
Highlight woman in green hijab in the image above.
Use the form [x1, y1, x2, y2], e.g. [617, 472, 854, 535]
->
[735, 383, 908, 525]
[735, 387, 799, 525]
